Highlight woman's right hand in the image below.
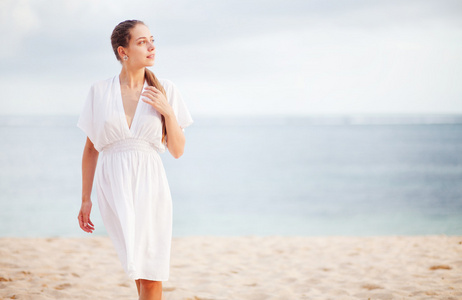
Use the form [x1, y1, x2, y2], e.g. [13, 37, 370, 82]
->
[79, 137, 98, 233]
[78, 200, 95, 233]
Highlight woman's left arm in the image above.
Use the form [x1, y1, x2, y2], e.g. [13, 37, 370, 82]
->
[142, 86, 185, 158]
[163, 113, 185, 158]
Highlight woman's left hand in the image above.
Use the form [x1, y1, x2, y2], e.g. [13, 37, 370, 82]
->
[141, 86, 174, 117]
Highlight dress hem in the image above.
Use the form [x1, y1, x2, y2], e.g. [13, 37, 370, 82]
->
[129, 274, 169, 282]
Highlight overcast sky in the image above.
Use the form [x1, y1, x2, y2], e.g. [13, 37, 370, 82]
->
[0, 0, 461, 116]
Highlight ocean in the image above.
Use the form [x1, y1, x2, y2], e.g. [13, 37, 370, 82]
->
[1, 115, 461, 237]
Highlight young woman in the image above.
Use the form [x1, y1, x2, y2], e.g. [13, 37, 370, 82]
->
[77, 20, 193, 300]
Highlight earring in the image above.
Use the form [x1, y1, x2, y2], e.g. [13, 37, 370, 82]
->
[123, 55, 128, 61]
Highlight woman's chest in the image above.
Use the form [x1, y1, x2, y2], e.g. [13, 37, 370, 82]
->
[98, 92, 163, 138]
[120, 86, 143, 128]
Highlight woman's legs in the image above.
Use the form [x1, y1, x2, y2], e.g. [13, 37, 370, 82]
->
[136, 280, 141, 296]
[138, 279, 163, 300]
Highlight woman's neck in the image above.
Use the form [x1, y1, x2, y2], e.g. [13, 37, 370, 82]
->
[119, 67, 145, 89]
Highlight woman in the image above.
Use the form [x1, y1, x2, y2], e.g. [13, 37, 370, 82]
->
[77, 20, 193, 300]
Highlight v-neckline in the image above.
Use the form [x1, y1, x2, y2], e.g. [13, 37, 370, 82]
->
[117, 75, 147, 132]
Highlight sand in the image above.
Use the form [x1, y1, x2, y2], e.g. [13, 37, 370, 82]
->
[0, 235, 461, 299]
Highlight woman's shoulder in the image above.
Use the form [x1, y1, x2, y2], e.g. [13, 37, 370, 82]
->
[158, 77, 172, 84]
[90, 75, 117, 91]
[158, 78, 177, 91]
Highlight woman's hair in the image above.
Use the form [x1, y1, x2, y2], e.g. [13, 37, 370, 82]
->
[111, 20, 167, 143]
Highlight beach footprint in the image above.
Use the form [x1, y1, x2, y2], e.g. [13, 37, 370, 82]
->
[54, 283, 71, 290]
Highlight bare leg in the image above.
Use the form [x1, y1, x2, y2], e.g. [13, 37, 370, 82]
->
[136, 280, 141, 296]
[139, 279, 163, 300]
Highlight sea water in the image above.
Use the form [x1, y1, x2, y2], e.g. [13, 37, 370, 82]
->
[0, 115, 461, 237]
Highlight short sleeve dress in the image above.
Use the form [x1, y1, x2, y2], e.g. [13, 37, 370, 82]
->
[77, 74, 193, 281]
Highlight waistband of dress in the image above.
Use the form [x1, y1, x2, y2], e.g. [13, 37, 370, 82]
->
[101, 139, 157, 154]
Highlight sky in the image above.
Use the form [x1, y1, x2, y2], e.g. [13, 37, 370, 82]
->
[0, 0, 461, 116]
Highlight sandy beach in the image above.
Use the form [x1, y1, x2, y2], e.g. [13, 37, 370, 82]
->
[0, 235, 461, 299]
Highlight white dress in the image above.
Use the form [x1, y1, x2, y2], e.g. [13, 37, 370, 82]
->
[77, 75, 193, 281]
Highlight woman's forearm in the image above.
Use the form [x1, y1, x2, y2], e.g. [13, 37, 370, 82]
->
[164, 113, 185, 159]
[82, 137, 99, 202]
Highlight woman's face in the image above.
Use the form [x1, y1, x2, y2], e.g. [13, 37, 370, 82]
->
[121, 24, 155, 68]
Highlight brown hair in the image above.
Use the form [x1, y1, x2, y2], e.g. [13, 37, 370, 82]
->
[111, 20, 167, 143]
